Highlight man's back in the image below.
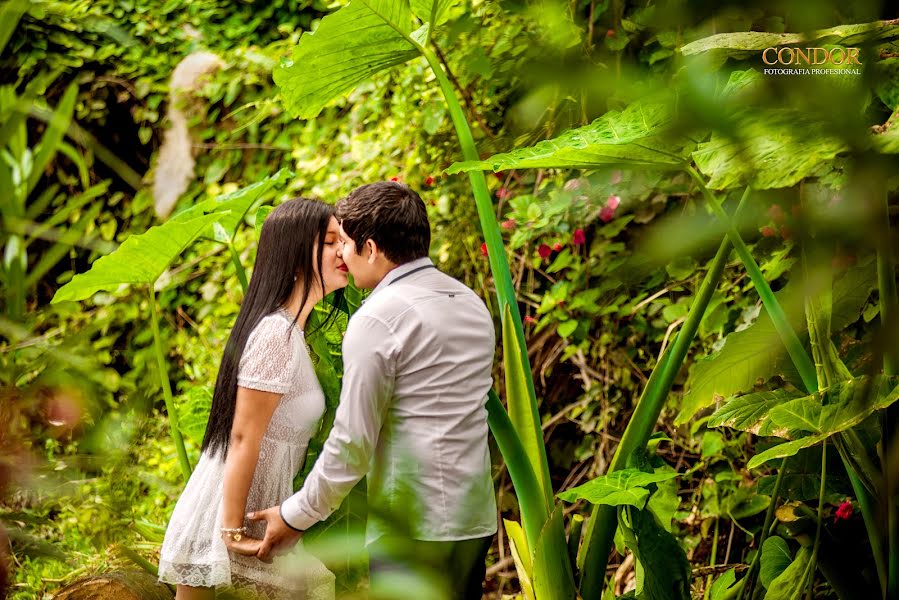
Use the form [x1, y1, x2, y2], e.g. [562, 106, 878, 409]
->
[346, 260, 498, 542]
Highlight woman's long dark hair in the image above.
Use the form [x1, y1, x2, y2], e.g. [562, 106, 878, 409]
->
[201, 198, 341, 458]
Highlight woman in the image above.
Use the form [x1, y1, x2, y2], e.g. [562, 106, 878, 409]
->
[158, 199, 349, 600]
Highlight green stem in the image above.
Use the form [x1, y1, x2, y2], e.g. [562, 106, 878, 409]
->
[835, 435, 886, 595]
[486, 391, 549, 557]
[228, 242, 248, 294]
[805, 442, 827, 600]
[686, 166, 818, 394]
[422, 45, 552, 506]
[741, 457, 789, 600]
[578, 187, 750, 599]
[705, 517, 720, 600]
[149, 287, 192, 481]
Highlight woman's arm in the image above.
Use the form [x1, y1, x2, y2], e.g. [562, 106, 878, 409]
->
[220, 386, 281, 555]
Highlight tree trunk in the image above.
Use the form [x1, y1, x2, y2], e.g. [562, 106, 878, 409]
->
[52, 571, 173, 600]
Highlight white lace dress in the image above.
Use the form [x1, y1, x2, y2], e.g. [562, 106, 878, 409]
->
[158, 309, 335, 600]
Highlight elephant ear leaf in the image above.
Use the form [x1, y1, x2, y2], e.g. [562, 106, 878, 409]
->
[410, 0, 458, 27]
[51, 212, 222, 303]
[273, 0, 420, 119]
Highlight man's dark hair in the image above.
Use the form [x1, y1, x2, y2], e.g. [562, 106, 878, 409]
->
[337, 181, 430, 264]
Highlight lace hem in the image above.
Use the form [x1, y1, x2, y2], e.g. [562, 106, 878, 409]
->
[158, 559, 231, 588]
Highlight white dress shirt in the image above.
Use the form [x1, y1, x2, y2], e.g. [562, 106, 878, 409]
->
[281, 257, 498, 542]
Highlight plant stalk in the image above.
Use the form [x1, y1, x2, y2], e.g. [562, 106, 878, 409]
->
[687, 166, 818, 394]
[229, 242, 249, 294]
[741, 457, 789, 600]
[805, 442, 827, 600]
[148, 287, 192, 481]
[578, 187, 750, 599]
[422, 44, 552, 506]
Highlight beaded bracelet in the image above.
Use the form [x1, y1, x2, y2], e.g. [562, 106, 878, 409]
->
[220, 526, 247, 542]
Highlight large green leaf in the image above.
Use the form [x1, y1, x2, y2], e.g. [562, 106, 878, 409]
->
[446, 98, 694, 173]
[557, 469, 679, 510]
[51, 212, 222, 303]
[503, 303, 552, 506]
[681, 21, 899, 58]
[708, 389, 804, 435]
[174, 168, 291, 241]
[677, 260, 877, 425]
[532, 503, 577, 600]
[760, 536, 793, 589]
[273, 0, 419, 120]
[763, 547, 811, 600]
[748, 375, 899, 468]
[410, 0, 457, 27]
[692, 108, 846, 190]
[618, 506, 691, 600]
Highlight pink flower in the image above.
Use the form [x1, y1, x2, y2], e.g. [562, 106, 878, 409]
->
[834, 501, 853, 522]
[523, 315, 536, 324]
[425, 175, 435, 186]
[501, 219, 517, 230]
[611, 170, 622, 185]
[538, 244, 552, 259]
[553, 243, 563, 252]
[599, 195, 620, 223]
[480, 242, 488, 257]
[497, 187, 512, 200]
[761, 226, 776, 237]
[572, 229, 586, 245]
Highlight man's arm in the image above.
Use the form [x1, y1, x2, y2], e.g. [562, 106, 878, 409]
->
[253, 314, 397, 558]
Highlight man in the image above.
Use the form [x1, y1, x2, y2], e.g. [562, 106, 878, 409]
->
[249, 181, 497, 599]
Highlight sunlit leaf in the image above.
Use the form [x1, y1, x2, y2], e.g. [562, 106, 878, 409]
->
[446, 97, 694, 173]
[273, 0, 420, 119]
[748, 375, 899, 468]
[558, 469, 679, 509]
[504, 519, 535, 600]
[51, 212, 222, 303]
[708, 389, 803, 436]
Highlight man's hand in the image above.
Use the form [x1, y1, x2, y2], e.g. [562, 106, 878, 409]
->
[247, 506, 303, 562]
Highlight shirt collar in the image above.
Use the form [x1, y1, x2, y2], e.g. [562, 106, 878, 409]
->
[369, 256, 434, 298]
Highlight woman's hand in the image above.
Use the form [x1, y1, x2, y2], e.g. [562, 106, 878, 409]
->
[222, 532, 264, 557]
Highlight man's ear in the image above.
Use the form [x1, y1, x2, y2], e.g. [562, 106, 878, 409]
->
[365, 238, 380, 264]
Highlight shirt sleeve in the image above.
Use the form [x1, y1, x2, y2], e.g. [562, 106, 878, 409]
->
[281, 314, 398, 530]
[237, 317, 296, 394]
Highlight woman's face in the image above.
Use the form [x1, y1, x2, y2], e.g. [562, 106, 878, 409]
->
[317, 216, 349, 295]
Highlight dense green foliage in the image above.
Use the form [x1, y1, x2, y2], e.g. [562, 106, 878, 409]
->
[2, 0, 898, 599]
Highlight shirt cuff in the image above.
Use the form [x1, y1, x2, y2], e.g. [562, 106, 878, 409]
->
[280, 494, 321, 532]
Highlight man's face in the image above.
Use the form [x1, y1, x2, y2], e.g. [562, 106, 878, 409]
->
[337, 224, 380, 289]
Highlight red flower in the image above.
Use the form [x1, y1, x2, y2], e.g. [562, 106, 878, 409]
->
[768, 204, 785, 224]
[501, 219, 517, 230]
[600, 206, 615, 223]
[606, 29, 616, 37]
[780, 225, 792, 240]
[573, 229, 586, 245]
[553, 243, 563, 252]
[425, 175, 435, 186]
[497, 187, 512, 200]
[761, 226, 776, 237]
[835, 501, 853, 522]
[538, 244, 552, 259]
[480, 242, 488, 257]
[523, 315, 536, 324]
[391, 176, 401, 182]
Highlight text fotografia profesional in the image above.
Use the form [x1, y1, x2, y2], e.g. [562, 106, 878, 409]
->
[761, 45, 862, 75]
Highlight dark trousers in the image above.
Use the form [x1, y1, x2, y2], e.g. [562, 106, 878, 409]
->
[368, 534, 493, 600]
